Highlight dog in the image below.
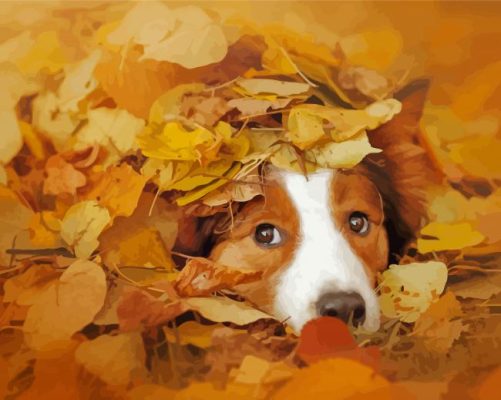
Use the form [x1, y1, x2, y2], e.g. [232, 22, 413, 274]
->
[175, 79, 439, 333]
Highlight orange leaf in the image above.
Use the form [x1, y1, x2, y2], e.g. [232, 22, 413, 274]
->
[173, 258, 263, 297]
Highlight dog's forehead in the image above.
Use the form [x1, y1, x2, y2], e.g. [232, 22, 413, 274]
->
[277, 169, 334, 209]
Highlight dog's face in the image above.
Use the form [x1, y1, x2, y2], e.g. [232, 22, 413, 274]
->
[177, 79, 439, 333]
[210, 169, 389, 332]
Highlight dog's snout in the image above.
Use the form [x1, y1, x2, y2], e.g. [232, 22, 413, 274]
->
[316, 291, 366, 326]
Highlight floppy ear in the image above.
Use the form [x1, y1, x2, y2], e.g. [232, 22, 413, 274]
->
[361, 79, 443, 259]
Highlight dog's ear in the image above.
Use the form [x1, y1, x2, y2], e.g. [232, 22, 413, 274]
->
[362, 79, 443, 259]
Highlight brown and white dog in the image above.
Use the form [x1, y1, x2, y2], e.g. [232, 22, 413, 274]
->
[176, 80, 439, 333]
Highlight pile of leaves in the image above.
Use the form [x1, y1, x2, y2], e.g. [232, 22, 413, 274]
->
[0, 2, 500, 399]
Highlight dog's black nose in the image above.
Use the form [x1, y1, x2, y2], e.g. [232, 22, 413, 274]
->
[316, 292, 366, 326]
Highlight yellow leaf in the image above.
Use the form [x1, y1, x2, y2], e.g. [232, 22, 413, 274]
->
[60, 200, 110, 258]
[15, 31, 67, 75]
[140, 6, 228, 69]
[75, 107, 145, 157]
[23, 260, 106, 351]
[138, 121, 218, 162]
[184, 296, 275, 326]
[107, 2, 174, 46]
[170, 159, 233, 192]
[28, 212, 62, 248]
[0, 186, 33, 265]
[75, 332, 146, 386]
[287, 99, 401, 149]
[214, 121, 250, 160]
[32, 91, 77, 149]
[176, 162, 241, 206]
[149, 83, 206, 124]
[236, 78, 310, 96]
[417, 222, 485, 253]
[379, 261, 448, 323]
[141, 159, 193, 191]
[305, 132, 381, 169]
[85, 163, 146, 218]
[57, 50, 101, 113]
[448, 137, 501, 180]
[19, 120, 45, 160]
[0, 109, 22, 164]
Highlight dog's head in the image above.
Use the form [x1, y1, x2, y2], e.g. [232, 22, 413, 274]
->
[176, 80, 440, 332]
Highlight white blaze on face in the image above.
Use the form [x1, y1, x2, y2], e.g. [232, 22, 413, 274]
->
[273, 170, 380, 333]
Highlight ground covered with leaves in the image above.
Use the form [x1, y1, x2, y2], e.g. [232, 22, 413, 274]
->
[0, 2, 500, 399]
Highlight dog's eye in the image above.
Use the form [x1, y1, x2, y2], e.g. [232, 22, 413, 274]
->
[254, 223, 283, 247]
[348, 212, 370, 235]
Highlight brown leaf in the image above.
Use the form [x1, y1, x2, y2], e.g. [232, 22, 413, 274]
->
[43, 155, 87, 196]
[116, 287, 187, 331]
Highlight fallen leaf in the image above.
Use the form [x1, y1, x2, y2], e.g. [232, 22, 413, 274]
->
[75, 332, 146, 386]
[60, 200, 111, 258]
[75, 107, 145, 161]
[23, 259, 106, 351]
[379, 261, 448, 323]
[0, 186, 33, 265]
[305, 131, 381, 169]
[3, 264, 59, 305]
[417, 222, 485, 253]
[28, 211, 62, 248]
[84, 163, 146, 218]
[43, 155, 87, 196]
[272, 358, 391, 400]
[57, 49, 101, 112]
[184, 296, 275, 326]
[236, 78, 310, 97]
[174, 257, 263, 297]
[140, 6, 228, 69]
[338, 66, 391, 99]
[413, 291, 464, 353]
[287, 99, 401, 149]
[0, 109, 22, 164]
[164, 321, 219, 349]
[473, 366, 501, 400]
[117, 287, 187, 331]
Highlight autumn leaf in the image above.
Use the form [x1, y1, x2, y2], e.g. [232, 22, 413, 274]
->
[0, 186, 33, 265]
[117, 287, 187, 331]
[417, 222, 485, 253]
[60, 200, 111, 258]
[23, 260, 106, 351]
[173, 257, 263, 297]
[379, 261, 448, 323]
[184, 296, 275, 326]
[272, 358, 391, 400]
[140, 5, 228, 68]
[413, 291, 464, 353]
[75, 107, 145, 161]
[75, 333, 147, 386]
[236, 78, 310, 96]
[43, 155, 87, 196]
[84, 163, 146, 218]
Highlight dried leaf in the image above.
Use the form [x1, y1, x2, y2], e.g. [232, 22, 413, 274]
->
[184, 296, 275, 326]
[43, 155, 87, 196]
[236, 78, 310, 96]
[379, 261, 448, 323]
[272, 358, 391, 400]
[75, 333, 146, 386]
[417, 222, 485, 253]
[0, 186, 33, 265]
[0, 109, 22, 164]
[413, 291, 464, 353]
[140, 6, 228, 69]
[60, 200, 111, 258]
[84, 163, 146, 218]
[174, 257, 263, 297]
[23, 260, 106, 351]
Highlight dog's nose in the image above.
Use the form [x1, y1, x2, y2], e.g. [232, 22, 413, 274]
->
[316, 292, 366, 326]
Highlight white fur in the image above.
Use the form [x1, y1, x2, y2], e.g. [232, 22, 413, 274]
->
[273, 170, 380, 333]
